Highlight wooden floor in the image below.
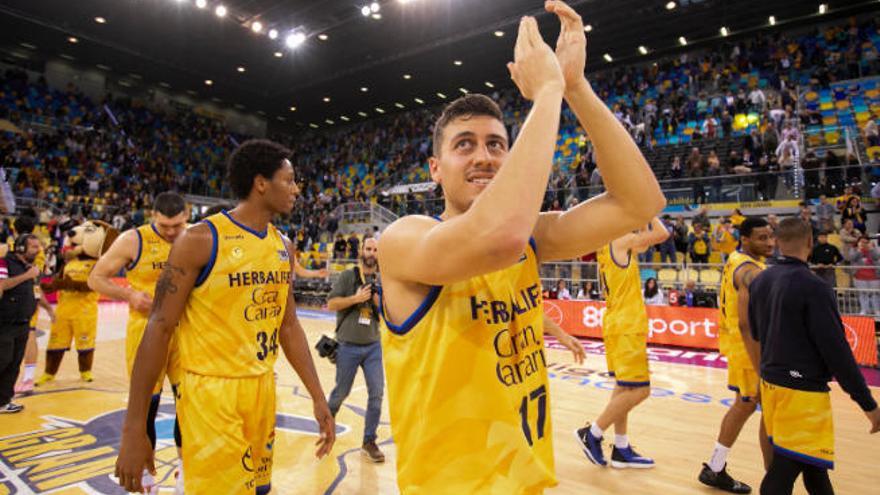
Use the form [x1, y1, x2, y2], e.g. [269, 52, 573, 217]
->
[1, 303, 877, 494]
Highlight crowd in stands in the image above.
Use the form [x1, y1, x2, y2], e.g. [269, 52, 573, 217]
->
[1, 15, 879, 261]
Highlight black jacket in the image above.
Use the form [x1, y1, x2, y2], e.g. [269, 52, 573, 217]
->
[0, 253, 37, 325]
[748, 257, 876, 412]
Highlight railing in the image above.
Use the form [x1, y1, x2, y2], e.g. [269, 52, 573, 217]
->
[539, 260, 880, 321]
[331, 202, 398, 232]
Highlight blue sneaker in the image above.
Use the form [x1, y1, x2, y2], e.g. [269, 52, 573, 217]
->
[574, 426, 606, 466]
[610, 445, 655, 469]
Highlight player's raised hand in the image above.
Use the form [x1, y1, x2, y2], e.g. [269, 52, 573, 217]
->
[507, 16, 564, 101]
[314, 399, 336, 458]
[115, 428, 155, 493]
[545, 0, 587, 91]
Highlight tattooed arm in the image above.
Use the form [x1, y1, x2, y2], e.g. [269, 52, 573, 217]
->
[279, 237, 336, 458]
[735, 264, 763, 371]
[115, 225, 211, 493]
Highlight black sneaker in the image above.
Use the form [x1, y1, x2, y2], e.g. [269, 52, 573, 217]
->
[362, 442, 385, 463]
[573, 425, 607, 466]
[0, 402, 24, 414]
[698, 463, 752, 493]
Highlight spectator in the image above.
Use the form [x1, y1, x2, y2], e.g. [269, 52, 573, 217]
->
[687, 148, 706, 203]
[668, 155, 683, 180]
[576, 281, 600, 301]
[657, 215, 677, 265]
[555, 279, 572, 301]
[673, 215, 690, 255]
[798, 203, 820, 242]
[347, 233, 360, 261]
[839, 218, 862, 260]
[705, 151, 724, 202]
[848, 236, 880, 316]
[333, 234, 347, 260]
[713, 218, 739, 262]
[688, 223, 712, 264]
[815, 195, 836, 232]
[840, 196, 867, 233]
[642, 278, 665, 306]
[810, 231, 843, 287]
[748, 87, 766, 112]
[865, 119, 880, 147]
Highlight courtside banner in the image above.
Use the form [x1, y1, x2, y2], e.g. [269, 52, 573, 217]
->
[543, 300, 878, 367]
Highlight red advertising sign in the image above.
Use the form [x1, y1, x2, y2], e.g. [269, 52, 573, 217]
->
[544, 300, 878, 367]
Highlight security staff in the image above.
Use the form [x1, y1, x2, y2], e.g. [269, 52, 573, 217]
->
[0, 234, 41, 413]
[748, 218, 880, 495]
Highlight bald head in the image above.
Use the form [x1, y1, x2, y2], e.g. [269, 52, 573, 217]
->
[776, 217, 812, 260]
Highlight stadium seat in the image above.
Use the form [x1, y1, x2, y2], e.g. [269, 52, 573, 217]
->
[699, 269, 722, 285]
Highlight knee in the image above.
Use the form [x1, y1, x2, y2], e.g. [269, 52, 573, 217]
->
[734, 397, 758, 415]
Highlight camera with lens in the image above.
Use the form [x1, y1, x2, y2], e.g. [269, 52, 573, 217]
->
[315, 334, 339, 364]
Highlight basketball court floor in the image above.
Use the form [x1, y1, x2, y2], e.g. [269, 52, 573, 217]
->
[1, 302, 877, 494]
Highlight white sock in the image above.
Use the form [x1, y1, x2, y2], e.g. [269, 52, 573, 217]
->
[23, 365, 35, 381]
[615, 434, 629, 449]
[590, 423, 604, 439]
[708, 442, 730, 473]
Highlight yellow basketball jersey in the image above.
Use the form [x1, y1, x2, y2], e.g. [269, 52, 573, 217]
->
[56, 257, 98, 319]
[597, 243, 648, 336]
[718, 250, 765, 359]
[177, 212, 291, 378]
[380, 238, 555, 494]
[126, 224, 174, 329]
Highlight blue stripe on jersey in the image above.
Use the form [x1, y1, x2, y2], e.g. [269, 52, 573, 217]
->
[195, 220, 218, 287]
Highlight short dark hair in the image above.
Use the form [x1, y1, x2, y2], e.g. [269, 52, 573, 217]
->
[740, 217, 769, 238]
[13, 215, 35, 235]
[153, 192, 186, 217]
[776, 217, 812, 245]
[227, 139, 292, 199]
[432, 94, 504, 155]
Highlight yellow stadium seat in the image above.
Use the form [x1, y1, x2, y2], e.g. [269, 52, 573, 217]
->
[826, 233, 842, 250]
[679, 268, 699, 283]
[658, 268, 679, 285]
[835, 268, 851, 288]
[699, 269, 722, 285]
[835, 100, 850, 110]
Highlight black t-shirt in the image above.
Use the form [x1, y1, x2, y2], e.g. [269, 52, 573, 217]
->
[810, 243, 842, 265]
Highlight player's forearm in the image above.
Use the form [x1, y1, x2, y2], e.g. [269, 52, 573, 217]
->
[88, 272, 133, 301]
[0, 273, 32, 291]
[465, 89, 563, 249]
[122, 323, 174, 429]
[565, 80, 665, 219]
[542, 316, 567, 340]
[281, 321, 328, 404]
[326, 296, 358, 312]
[739, 324, 761, 370]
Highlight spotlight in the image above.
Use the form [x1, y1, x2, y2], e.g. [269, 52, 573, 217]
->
[458, 87, 468, 94]
[323, 97, 331, 102]
[318, 34, 328, 41]
[665, 1, 676, 10]
[94, 16, 107, 24]
[454, 60, 462, 66]
[237, 66, 245, 73]
[769, 15, 776, 25]
[375, 107, 385, 114]
[274, 51, 283, 58]
[370, 2, 380, 13]
[361, 6, 371, 16]
[414, 97, 424, 104]
[289, 106, 297, 112]
[341, 116, 350, 121]
[437, 92, 447, 99]
[361, 87, 369, 92]
[678, 36, 687, 45]
[584, 24, 593, 32]
[325, 119, 335, 125]
[485, 81, 494, 88]
[67, 37, 79, 44]
[286, 32, 306, 49]
[603, 53, 613, 62]
[403, 74, 412, 80]
[720, 26, 729, 36]
[819, 4, 827, 14]
[252, 22, 263, 33]
[215, 5, 227, 18]
[196, 0, 206, 8]
[372, 13, 382, 19]
[395, 102, 405, 109]
[205, 79, 213, 86]
[358, 111, 368, 117]
[269, 29, 278, 39]
[638, 46, 648, 55]
[494, 30, 504, 37]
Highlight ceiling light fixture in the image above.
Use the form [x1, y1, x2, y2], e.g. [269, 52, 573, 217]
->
[289, 106, 297, 111]
[215, 5, 227, 18]
[67, 37, 78, 44]
[325, 119, 335, 125]
[454, 60, 462, 66]
[414, 97, 424, 104]
[237, 66, 246, 73]
[94, 16, 107, 24]
[818, 4, 827, 14]
[603, 53, 613, 62]
[204, 79, 213, 86]
[268, 29, 278, 39]
[310, 123, 319, 129]
[665, 1, 676, 10]
[720, 26, 729, 36]
[274, 51, 283, 58]
[361, 87, 369, 92]
[341, 116, 350, 121]
[318, 34, 328, 41]
[584, 24, 593, 32]
[370, 2, 380, 13]
[485, 81, 495, 88]
[358, 111, 368, 117]
[395, 102, 405, 109]
[361, 6, 371, 16]
[678, 36, 687, 45]
[769, 15, 776, 25]
[403, 74, 412, 80]
[375, 107, 385, 114]
[195, 0, 207, 8]
[638, 46, 648, 55]
[494, 30, 504, 37]
[372, 13, 382, 19]
[286, 32, 306, 49]
[323, 97, 331, 102]
[252, 21, 263, 33]
[437, 92, 446, 99]
[459, 87, 468, 94]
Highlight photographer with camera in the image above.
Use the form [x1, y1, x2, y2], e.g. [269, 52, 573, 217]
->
[325, 237, 385, 462]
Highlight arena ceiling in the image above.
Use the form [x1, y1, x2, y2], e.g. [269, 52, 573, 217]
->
[0, 0, 874, 130]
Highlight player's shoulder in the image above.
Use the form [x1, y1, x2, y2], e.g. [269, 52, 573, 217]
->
[379, 215, 439, 244]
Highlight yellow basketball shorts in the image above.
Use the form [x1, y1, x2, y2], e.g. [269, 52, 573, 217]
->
[726, 354, 760, 401]
[177, 371, 276, 494]
[47, 313, 97, 352]
[29, 307, 39, 329]
[125, 314, 181, 395]
[604, 333, 650, 387]
[761, 380, 834, 469]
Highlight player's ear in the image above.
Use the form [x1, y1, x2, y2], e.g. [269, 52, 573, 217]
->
[429, 156, 442, 185]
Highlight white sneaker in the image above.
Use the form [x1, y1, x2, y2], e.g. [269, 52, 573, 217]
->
[141, 469, 158, 495]
[175, 464, 185, 495]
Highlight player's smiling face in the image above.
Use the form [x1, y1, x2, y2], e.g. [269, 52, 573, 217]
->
[429, 115, 509, 213]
